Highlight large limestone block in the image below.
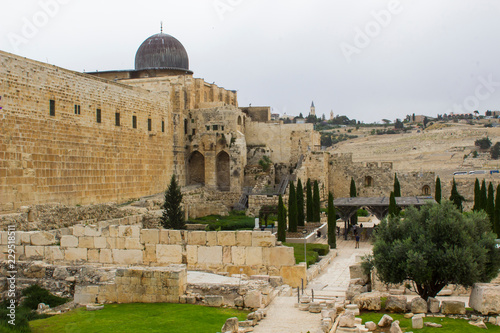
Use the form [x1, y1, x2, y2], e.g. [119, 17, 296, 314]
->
[25, 245, 45, 258]
[186, 245, 198, 265]
[159, 230, 169, 244]
[352, 291, 386, 311]
[84, 226, 101, 237]
[88, 249, 99, 262]
[263, 246, 295, 266]
[205, 295, 224, 307]
[469, 283, 500, 315]
[65, 248, 87, 261]
[349, 264, 369, 284]
[428, 297, 440, 313]
[60, 235, 78, 248]
[412, 316, 423, 329]
[156, 244, 183, 264]
[99, 249, 113, 264]
[221, 317, 239, 333]
[280, 264, 307, 288]
[378, 314, 394, 327]
[78, 236, 94, 248]
[30, 232, 56, 246]
[168, 230, 182, 244]
[236, 231, 252, 246]
[112, 249, 143, 265]
[252, 231, 275, 247]
[118, 225, 140, 238]
[187, 231, 206, 245]
[46, 246, 64, 261]
[338, 312, 355, 328]
[217, 231, 236, 246]
[441, 300, 466, 315]
[72, 225, 86, 237]
[140, 229, 159, 244]
[125, 238, 143, 250]
[206, 232, 217, 246]
[246, 247, 263, 266]
[223, 246, 232, 264]
[198, 246, 223, 264]
[390, 320, 402, 333]
[143, 244, 157, 263]
[231, 246, 246, 265]
[109, 225, 119, 237]
[94, 237, 107, 249]
[385, 295, 407, 313]
[411, 297, 428, 314]
[244, 290, 262, 309]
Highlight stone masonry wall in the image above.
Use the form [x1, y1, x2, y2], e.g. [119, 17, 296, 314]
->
[0, 51, 173, 213]
[0, 224, 299, 285]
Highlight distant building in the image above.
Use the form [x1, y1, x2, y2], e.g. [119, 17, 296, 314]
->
[271, 113, 280, 121]
[310, 101, 315, 116]
[330, 110, 334, 120]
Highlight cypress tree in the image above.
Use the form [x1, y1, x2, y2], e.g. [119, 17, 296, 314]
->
[313, 180, 321, 222]
[350, 178, 357, 197]
[494, 184, 500, 237]
[449, 178, 464, 212]
[288, 181, 298, 232]
[388, 191, 398, 216]
[350, 178, 358, 225]
[435, 176, 442, 204]
[161, 175, 185, 229]
[277, 195, 287, 242]
[473, 178, 481, 211]
[481, 179, 487, 211]
[297, 178, 305, 227]
[394, 173, 401, 197]
[487, 182, 495, 228]
[306, 179, 313, 222]
[327, 192, 336, 249]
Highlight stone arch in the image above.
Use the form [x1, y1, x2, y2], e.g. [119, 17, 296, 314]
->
[365, 176, 373, 187]
[216, 151, 230, 191]
[187, 151, 205, 186]
[422, 185, 431, 196]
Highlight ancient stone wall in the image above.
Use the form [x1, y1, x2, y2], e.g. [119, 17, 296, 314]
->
[0, 224, 299, 285]
[0, 51, 173, 213]
[328, 153, 435, 198]
[296, 151, 331, 201]
[245, 122, 320, 165]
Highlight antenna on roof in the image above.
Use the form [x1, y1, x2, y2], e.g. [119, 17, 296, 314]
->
[160, 21, 163, 33]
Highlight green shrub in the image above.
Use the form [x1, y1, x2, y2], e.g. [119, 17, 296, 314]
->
[357, 209, 369, 217]
[310, 244, 330, 256]
[21, 285, 70, 310]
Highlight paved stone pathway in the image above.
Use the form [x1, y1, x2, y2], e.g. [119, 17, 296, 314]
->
[252, 238, 373, 333]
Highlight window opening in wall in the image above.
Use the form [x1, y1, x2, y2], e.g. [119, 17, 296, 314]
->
[96, 109, 101, 123]
[132, 115, 137, 128]
[365, 176, 373, 187]
[191, 119, 194, 123]
[49, 100, 55, 116]
[74, 104, 81, 115]
[422, 185, 431, 195]
[162, 120, 165, 133]
[212, 125, 218, 131]
[206, 126, 210, 131]
[115, 112, 120, 126]
[148, 118, 152, 131]
[221, 125, 224, 131]
[192, 129, 196, 136]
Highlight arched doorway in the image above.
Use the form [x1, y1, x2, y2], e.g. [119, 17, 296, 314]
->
[187, 151, 205, 186]
[365, 176, 373, 187]
[216, 151, 230, 191]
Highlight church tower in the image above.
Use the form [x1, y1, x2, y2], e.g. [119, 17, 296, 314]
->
[330, 110, 334, 120]
[310, 101, 315, 116]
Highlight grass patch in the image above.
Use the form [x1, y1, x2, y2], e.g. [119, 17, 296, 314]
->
[188, 211, 255, 231]
[359, 312, 500, 332]
[283, 243, 329, 267]
[30, 303, 249, 333]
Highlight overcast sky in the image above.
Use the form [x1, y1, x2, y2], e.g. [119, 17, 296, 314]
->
[2, 0, 500, 123]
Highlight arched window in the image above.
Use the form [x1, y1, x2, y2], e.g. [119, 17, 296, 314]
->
[184, 119, 188, 135]
[422, 185, 431, 196]
[365, 176, 373, 187]
[237, 116, 242, 126]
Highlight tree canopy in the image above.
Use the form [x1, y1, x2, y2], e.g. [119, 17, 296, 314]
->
[313, 180, 321, 222]
[297, 179, 305, 227]
[306, 179, 313, 222]
[327, 192, 336, 249]
[288, 181, 298, 232]
[161, 175, 185, 229]
[435, 176, 441, 204]
[372, 201, 500, 300]
[277, 195, 287, 242]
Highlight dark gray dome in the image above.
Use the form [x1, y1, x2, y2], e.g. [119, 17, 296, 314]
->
[135, 33, 189, 71]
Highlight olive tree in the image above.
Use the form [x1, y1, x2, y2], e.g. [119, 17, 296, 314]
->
[371, 201, 500, 300]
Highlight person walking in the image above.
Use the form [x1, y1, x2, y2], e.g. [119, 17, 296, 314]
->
[355, 230, 360, 249]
